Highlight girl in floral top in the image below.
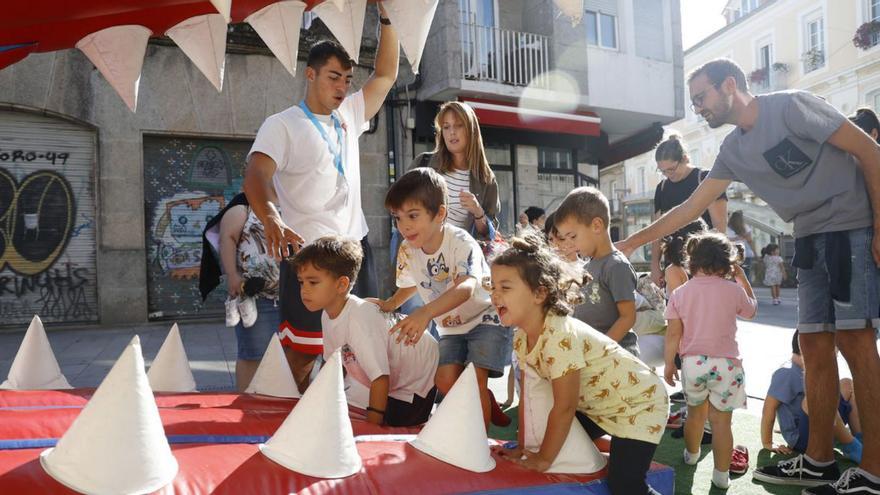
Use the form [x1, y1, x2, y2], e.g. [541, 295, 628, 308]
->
[489, 233, 669, 495]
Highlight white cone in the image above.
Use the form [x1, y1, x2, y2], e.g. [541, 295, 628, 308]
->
[76, 25, 152, 112]
[0, 315, 71, 390]
[166, 14, 227, 92]
[245, 333, 300, 398]
[209, 0, 232, 23]
[410, 363, 495, 472]
[552, 0, 584, 25]
[246, 1, 306, 78]
[383, 0, 438, 74]
[40, 336, 178, 494]
[147, 323, 197, 393]
[522, 367, 606, 474]
[312, 0, 367, 64]
[260, 349, 362, 478]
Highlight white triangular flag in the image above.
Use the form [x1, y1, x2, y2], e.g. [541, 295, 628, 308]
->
[0, 315, 71, 390]
[552, 0, 585, 26]
[76, 25, 152, 112]
[410, 363, 495, 472]
[166, 14, 228, 92]
[522, 367, 606, 474]
[260, 349, 362, 478]
[147, 323, 197, 393]
[246, 1, 307, 77]
[40, 336, 178, 494]
[245, 333, 300, 398]
[209, 0, 232, 23]
[312, 0, 367, 64]
[383, 0, 438, 74]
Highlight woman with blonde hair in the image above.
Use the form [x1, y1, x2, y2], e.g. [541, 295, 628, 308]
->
[410, 101, 500, 240]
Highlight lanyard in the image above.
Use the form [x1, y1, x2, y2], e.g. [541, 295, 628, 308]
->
[298, 100, 345, 178]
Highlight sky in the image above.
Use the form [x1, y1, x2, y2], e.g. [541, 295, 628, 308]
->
[680, 0, 729, 50]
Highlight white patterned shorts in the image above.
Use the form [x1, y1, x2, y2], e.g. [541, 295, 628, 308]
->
[681, 355, 746, 412]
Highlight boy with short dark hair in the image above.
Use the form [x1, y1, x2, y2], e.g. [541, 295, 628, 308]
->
[291, 235, 438, 427]
[554, 187, 640, 356]
[372, 168, 512, 430]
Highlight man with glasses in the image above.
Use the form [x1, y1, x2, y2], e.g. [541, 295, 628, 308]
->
[618, 58, 880, 495]
[649, 134, 727, 287]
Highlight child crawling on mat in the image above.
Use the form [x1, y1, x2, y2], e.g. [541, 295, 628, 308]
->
[489, 232, 669, 495]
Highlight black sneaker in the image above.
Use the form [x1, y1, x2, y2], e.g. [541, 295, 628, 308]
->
[670, 391, 686, 403]
[802, 468, 880, 494]
[753, 454, 840, 487]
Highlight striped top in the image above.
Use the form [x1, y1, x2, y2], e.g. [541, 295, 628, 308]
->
[444, 169, 472, 228]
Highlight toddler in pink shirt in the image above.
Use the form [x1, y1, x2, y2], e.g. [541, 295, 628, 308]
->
[664, 232, 757, 489]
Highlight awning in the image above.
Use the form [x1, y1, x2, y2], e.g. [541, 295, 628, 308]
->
[462, 98, 601, 137]
[600, 122, 664, 167]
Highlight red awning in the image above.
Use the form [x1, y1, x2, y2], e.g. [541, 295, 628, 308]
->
[461, 98, 601, 137]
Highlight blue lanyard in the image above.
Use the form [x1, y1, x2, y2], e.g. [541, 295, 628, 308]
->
[299, 100, 345, 178]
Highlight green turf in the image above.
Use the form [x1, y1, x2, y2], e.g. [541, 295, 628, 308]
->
[491, 406, 856, 495]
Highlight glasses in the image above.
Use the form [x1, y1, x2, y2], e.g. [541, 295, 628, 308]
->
[689, 83, 720, 113]
[656, 161, 682, 176]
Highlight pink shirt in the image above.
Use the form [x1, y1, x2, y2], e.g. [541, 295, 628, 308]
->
[665, 275, 757, 360]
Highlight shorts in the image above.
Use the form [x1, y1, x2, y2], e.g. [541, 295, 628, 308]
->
[797, 227, 880, 333]
[793, 395, 853, 452]
[235, 298, 281, 361]
[438, 324, 512, 378]
[278, 235, 378, 355]
[681, 355, 746, 412]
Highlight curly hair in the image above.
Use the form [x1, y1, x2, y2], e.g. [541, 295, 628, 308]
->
[686, 232, 736, 277]
[661, 235, 688, 268]
[491, 232, 588, 316]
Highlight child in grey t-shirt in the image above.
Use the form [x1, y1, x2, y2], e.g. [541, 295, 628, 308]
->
[579, 251, 640, 356]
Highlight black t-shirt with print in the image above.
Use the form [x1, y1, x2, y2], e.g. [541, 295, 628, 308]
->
[653, 168, 727, 237]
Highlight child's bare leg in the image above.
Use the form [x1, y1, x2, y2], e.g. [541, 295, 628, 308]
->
[841, 378, 862, 435]
[473, 366, 492, 431]
[685, 401, 709, 455]
[708, 404, 733, 472]
[833, 411, 856, 444]
[503, 369, 515, 407]
[435, 364, 465, 396]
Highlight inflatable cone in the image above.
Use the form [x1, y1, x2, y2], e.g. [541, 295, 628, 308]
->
[1, 315, 71, 390]
[410, 363, 495, 472]
[522, 367, 606, 474]
[383, 0, 439, 74]
[209, 0, 232, 23]
[76, 25, 152, 111]
[312, 0, 367, 64]
[245, 333, 300, 398]
[260, 349, 362, 478]
[147, 323, 197, 393]
[246, 1, 307, 78]
[166, 14, 227, 91]
[40, 336, 178, 494]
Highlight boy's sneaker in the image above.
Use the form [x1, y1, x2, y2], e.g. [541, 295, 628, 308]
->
[225, 297, 241, 327]
[667, 409, 685, 429]
[753, 454, 840, 487]
[839, 438, 863, 464]
[238, 296, 258, 328]
[670, 391, 686, 404]
[802, 468, 880, 495]
[730, 445, 749, 475]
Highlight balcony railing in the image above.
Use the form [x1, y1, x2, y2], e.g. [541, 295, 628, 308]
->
[460, 22, 551, 89]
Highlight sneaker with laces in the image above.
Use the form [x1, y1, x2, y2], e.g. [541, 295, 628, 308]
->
[238, 296, 258, 328]
[730, 445, 749, 475]
[225, 297, 241, 327]
[802, 468, 880, 495]
[753, 454, 840, 487]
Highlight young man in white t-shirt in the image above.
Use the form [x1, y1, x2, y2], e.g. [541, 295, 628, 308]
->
[243, 5, 399, 393]
[371, 168, 513, 431]
[291, 236, 438, 426]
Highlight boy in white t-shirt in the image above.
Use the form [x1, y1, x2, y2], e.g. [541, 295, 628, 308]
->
[292, 236, 438, 426]
[371, 168, 512, 431]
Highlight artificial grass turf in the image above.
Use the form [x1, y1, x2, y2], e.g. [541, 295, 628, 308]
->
[491, 406, 856, 495]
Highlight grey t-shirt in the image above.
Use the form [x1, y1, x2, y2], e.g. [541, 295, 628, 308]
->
[708, 91, 872, 237]
[578, 251, 639, 356]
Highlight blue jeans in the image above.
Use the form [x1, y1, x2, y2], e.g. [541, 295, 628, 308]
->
[438, 324, 512, 379]
[234, 298, 280, 360]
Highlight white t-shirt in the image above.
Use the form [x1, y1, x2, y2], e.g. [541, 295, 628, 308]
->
[322, 295, 438, 403]
[444, 169, 471, 228]
[248, 91, 368, 244]
[396, 224, 502, 336]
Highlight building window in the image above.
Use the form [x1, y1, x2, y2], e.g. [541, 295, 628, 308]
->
[585, 10, 617, 49]
[868, 89, 880, 113]
[753, 41, 772, 91]
[638, 167, 646, 194]
[803, 11, 825, 73]
[538, 146, 573, 170]
[741, 0, 759, 15]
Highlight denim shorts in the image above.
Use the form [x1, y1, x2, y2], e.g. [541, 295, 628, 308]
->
[437, 323, 512, 378]
[235, 298, 280, 361]
[797, 227, 880, 333]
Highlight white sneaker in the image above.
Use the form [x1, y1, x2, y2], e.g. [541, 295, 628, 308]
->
[684, 448, 700, 466]
[238, 296, 258, 328]
[225, 297, 241, 327]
